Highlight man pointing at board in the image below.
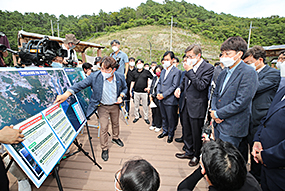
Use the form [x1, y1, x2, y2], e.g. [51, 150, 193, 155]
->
[54, 56, 127, 162]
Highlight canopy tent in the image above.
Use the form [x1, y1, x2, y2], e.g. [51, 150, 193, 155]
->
[17, 30, 105, 59]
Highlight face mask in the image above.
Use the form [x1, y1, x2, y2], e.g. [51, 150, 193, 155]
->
[220, 55, 238, 68]
[276, 61, 285, 69]
[129, 62, 135, 67]
[163, 61, 171, 69]
[112, 46, 119, 52]
[156, 71, 161, 77]
[277, 61, 285, 77]
[97, 63, 101, 69]
[249, 62, 256, 70]
[144, 67, 149, 70]
[152, 66, 156, 71]
[51, 62, 62, 68]
[114, 171, 122, 191]
[137, 64, 144, 69]
[101, 70, 113, 79]
[186, 58, 197, 66]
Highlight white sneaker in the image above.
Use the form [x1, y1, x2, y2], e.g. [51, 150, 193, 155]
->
[149, 126, 156, 130]
[18, 179, 32, 191]
[154, 127, 162, 132]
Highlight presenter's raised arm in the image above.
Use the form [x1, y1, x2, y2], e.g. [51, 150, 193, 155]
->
[54, 91, 72, 104]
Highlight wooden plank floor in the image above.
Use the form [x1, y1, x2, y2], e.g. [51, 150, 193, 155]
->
[9, 106, 208, 191]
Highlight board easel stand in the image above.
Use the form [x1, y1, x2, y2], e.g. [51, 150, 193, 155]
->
[53, 119, 102, 191]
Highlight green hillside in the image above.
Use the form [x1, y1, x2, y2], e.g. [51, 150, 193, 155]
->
[1, 0, 284, 66]
[86, 25, 221, 65]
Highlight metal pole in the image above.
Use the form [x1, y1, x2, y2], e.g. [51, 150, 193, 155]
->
[170, 16, 173, 51]
[57, 23, 60, 37]
[247, 21, 252, 49]
[148, 40, 152, 62]
[50, 20, 54, 36]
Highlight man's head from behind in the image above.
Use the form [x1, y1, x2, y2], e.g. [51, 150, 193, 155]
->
[244, 45, 266, 70]
[201, 139, 247, 191]
[118, 159, 160, 191]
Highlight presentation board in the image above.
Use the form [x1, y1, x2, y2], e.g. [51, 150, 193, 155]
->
[0, 68, 87, 188]
[64, 67, 92, 115]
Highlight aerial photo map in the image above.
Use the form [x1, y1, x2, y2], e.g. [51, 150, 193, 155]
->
[0, 68, 85, 131]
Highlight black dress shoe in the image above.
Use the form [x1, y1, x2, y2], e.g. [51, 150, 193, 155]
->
[157, 132, 168, 139]
[182, 145, 186, 151]
[175, 137, 183, 143]
[133, 118, 139, 123]
[144, 119, 150, 124]
[167, 136, 173, 143]
[112, 138, 124, 147]
[101, 149, 109, 161]
[188, 156, 199, 167]
[175, 153, 194, 160]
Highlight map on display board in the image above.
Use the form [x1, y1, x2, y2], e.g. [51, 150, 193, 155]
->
[64, 67, 92, 115]
[0, 68, 87, 188]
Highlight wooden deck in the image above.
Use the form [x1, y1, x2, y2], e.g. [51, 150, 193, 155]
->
[9, 107, 208, 191]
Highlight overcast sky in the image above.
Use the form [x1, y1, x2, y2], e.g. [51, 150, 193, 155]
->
[1, 0, 285, 18]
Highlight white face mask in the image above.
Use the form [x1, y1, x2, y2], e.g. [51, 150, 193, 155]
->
[112, 46, 119, 52]
[276, 61, 285, 69]
[137, 64, 144, 69]
[114, 171, 122, 191]
[277, 61, 285, 77]
[152, 66, 156, 71]
[249, 62, 256, 70]
[144, 67, 149, 70]
[220, 55, 238, 68]
[186, 58, 198, 66]
[163, 61, 171, 69]
[97, 63, 101, 69]
[129, 62, 135, 67]
[101, 70, 113, 79]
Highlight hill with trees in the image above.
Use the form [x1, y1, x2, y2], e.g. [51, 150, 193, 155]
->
[1, 0, 284, 65]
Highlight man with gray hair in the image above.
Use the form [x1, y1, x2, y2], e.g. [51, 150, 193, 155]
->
[110, 39, 129, 78]
[174, 44, 214, 167]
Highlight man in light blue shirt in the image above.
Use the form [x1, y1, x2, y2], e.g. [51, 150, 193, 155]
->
[110, 40, 129, 78]
[54, 56, 127, 162]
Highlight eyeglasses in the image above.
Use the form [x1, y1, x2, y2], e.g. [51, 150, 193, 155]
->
[114, 170, 123, 191]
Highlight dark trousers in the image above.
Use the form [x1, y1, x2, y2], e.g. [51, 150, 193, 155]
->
[0, 158, 9, 191]
[261, 167, 285, 191]
[160, 102, 178, 137]
[239, 123, 261, 183]
[151, 98, 162, 128]
[181, 107, 203, 157]
[125, 86, 131, 113]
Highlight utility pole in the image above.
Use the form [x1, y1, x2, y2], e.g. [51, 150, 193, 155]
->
[50, 20, 54, 36]
[57, 22, 60, 37]
[148, 40, 152, 62]
[247, 21, 257, 49]
[170, 16, 173, 51]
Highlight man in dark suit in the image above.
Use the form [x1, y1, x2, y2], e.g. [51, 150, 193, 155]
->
[210, 36, 258, 148]
[174, 44, 214, 166]
[157, 51, 181, 143]
[54, 56, 127, 161]
[252, 86, 285, 191]
[241, 46, 280, 182]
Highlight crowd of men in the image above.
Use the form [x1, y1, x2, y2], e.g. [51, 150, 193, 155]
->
[1, 32, 285, 191]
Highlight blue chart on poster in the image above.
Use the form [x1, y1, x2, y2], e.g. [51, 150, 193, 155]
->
[0, 68, 87, 188]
